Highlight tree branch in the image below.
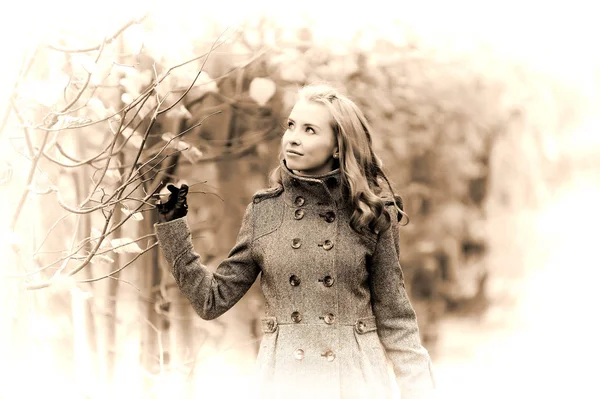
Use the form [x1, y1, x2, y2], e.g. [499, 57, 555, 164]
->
[9, 130, 51, 231]
[47, 16, 147, 53]
[76, 242, 158, 283]
[0, 44, 39, 139]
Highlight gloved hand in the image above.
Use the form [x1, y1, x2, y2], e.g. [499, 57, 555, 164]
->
[156, 184, 189, 223]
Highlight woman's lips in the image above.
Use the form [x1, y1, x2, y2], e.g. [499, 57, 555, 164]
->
[286, 150, 303, 156]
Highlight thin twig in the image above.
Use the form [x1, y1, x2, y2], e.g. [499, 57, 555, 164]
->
[23, 207, 112, 289]
[51, 212, 83, 280]
[16, 28, 258, 289]
[131, 111, 220, 175]
[41, 88, 154, 169]
[76, 242, 158, 283]
[20, 31, 236, 134]
[156, 30, 224, 116]
[10, 100, 35, 157]
[57, 40, 106, 114]
[34, 212, 73, 255]
[24, 182, 160, 289]
[106, 275, 141, 292]
[47, 16, 147, 53]
[0, 44, 39, 139]
[9, 130, 51, 231]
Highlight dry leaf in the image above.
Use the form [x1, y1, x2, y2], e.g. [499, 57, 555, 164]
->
[249, 77, 276, 106]
[110, 238, 142, 254]
[121, 206, 144, 221]
[181, 146, 203, 164]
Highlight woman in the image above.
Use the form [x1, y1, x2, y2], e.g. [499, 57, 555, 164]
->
[155, 84, 436, 398]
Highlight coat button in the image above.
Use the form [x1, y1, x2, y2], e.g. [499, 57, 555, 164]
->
[323, 275, 334, 287]
[289, 274, 300, 286]
[323, 313, 335, 325]
[291, 311, 302, 323]
[294, 196, 305, 207]
[356, 321, 366, 334]
[321, 350, 336, 362]
[321, 240, 333, 251]
[291, 238, 301, 249]
[294, 209, 305, 220]
[324, 211, 335, 223]
[294, 349, 305, 360]
[266, 319, 276, 332]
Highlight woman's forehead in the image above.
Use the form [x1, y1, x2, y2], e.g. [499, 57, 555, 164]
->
[289, 99, 332, 126]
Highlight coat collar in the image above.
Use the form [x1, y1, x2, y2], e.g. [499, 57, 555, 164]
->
[280, 160, 347, 210]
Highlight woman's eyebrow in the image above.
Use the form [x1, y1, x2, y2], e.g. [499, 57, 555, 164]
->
[288, 118, 320, 130]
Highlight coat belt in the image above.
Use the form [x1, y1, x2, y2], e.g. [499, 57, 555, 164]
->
[260, 315, 377, 334]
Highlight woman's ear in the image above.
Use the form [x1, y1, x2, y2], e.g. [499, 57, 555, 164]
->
[333, 146, 340, 159]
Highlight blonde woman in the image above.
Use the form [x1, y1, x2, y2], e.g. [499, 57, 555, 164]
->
[155, 84, 435, 398]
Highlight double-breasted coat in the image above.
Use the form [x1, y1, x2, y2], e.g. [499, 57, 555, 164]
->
[154, 163, 435, 399]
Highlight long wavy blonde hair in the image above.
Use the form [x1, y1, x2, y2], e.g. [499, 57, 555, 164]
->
[270, 83, 407, 235]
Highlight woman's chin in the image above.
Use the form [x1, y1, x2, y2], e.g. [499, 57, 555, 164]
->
[284, 158, 302, 170]
[285, 160, 307, 175]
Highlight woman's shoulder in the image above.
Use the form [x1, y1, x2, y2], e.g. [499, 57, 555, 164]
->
[251, 185, 284, 204]
[249, 186, 285, 238]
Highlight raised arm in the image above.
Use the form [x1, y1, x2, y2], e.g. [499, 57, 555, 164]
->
[154, 202, 261, 320]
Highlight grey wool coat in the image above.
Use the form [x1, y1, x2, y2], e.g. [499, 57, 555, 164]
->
[154, 163, 436, 399]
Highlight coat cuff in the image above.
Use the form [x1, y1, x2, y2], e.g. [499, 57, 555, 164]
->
[154, 217, 194, 267]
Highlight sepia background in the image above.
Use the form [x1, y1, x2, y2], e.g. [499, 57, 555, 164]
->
[1, 1, 599, 398]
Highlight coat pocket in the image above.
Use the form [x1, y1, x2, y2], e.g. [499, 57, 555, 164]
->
[352, 316, 392, 394]
[255, 317, 279, 374]
[254, 317, 280, 398]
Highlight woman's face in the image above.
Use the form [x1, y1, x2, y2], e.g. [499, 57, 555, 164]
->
[282, 99, 338, 176]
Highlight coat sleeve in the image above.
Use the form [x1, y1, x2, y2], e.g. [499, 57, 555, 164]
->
[154, 202, 260, 320]
[369, 206, 436, 399]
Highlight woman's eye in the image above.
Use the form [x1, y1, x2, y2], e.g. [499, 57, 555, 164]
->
[287, 121, 294, 129]
[306, 127, 315, 134]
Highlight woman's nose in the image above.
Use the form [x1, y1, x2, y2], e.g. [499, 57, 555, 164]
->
[286, 130, 301, 145]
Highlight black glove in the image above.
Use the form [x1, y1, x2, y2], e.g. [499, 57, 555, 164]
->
[156, 184, 189, 223]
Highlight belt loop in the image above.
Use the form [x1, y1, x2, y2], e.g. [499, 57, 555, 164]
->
[261, 317, 278, 333]
[354, 316, 377, 334]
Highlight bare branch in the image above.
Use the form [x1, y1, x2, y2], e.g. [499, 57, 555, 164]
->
[10, 171, 152, 279]
[11, 26, 261, 290]
[156, 30, 224, 116]
[9, 101, 35, 157]
[56, 40, 106, 115]
[24, 182, 160, 290]
[51, 212, 84, 280]
[47, 16, 147, 53]
[43, 140, 111, 168]
[55, 159, 153, 216]
[174, 41, 272, 100]
[34, 212, 73, 256]
[9, 130, 51, 231]
[23, 207, 111, 289]
[0, 44, 39, 138]
[131, 111, 220, 174]
[76, 242, 158, 283]
[23, 80, 156, 133]
[55, 233, 156, 260]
